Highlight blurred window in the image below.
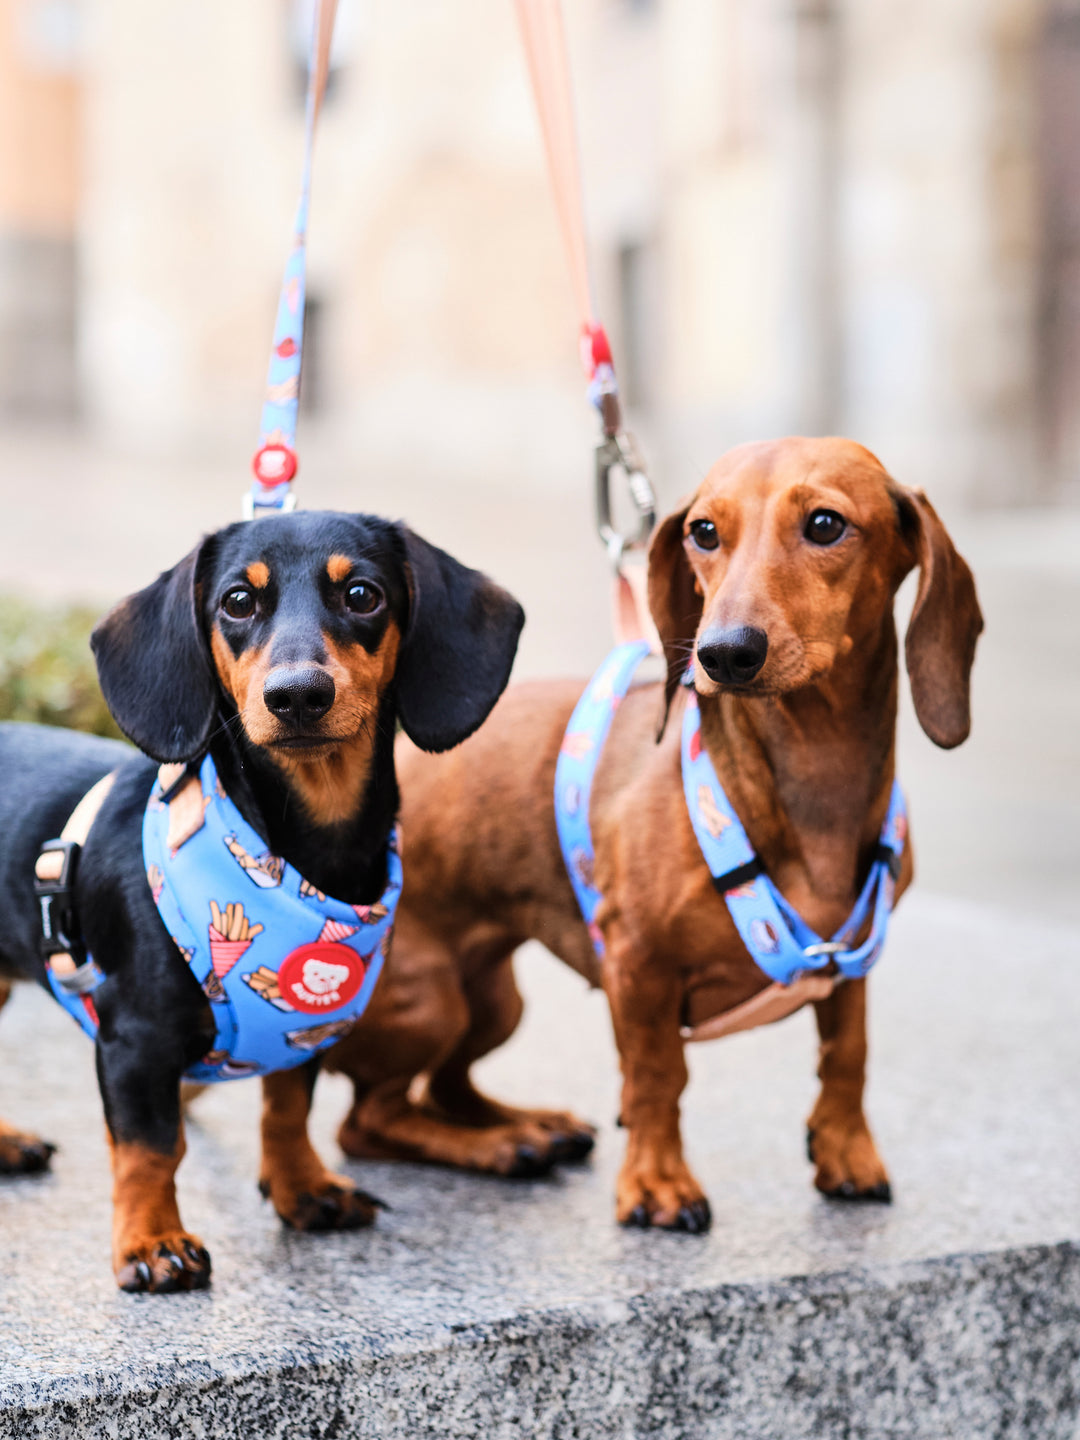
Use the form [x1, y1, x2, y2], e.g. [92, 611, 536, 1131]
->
[617, 240, 655, 412]
[14, 0, 81, 75]
[299, 295, 323, 417]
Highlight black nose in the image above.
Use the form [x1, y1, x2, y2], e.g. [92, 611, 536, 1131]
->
[696, 626, 769, 686]
[263, 666, 336, 726]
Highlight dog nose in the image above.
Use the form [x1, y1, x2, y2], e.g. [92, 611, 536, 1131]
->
[696, 626, 769, 685]
[263, 666, 336, 725]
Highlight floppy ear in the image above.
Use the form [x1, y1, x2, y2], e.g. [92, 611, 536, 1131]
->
[91, 540, 219, 763]
[894, 487, 983, 749]
[393, 527, 525, 753]
[647, 500, 702, 739]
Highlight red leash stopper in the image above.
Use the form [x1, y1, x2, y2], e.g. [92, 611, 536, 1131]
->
[252, 443, 298, 489]
[579, 322, 613, 381]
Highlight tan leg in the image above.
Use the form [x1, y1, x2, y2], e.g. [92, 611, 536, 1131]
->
[806, 978, 891, 1200]
[424, 956, 596, 1161]
[330, 922, 591, 1177]
[259, 1066, 381, 1230]
[604, 941, 710, 1232]
[110, 1129, 211, 1291]
[0, 981, 55, 1175]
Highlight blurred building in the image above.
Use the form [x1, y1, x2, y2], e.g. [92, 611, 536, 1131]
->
[1, 0, 1077, 507]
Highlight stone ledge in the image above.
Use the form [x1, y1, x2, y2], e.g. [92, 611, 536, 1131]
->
[1, 894, 1078, 1438]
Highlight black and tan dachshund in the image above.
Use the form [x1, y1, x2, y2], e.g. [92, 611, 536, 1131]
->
[0, 510, 523, 1292]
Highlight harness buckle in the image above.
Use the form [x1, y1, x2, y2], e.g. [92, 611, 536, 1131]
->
[34, 838, 86, 968]
[595, 430, 656, 564]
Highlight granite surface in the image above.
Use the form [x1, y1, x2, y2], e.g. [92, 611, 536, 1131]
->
[0, 892, 1077, 1438]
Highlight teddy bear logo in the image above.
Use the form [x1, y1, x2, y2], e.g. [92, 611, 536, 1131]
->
[300, 958, 350, 999]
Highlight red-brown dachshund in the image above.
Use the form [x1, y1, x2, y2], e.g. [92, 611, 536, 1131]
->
[324, 437, 983, 1230]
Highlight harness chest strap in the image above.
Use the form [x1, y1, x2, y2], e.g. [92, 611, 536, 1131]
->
[36, 757, 401, 1084]
[554, 642, 907, 1043]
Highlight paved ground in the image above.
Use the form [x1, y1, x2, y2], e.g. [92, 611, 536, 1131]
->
[0, 894, 1078, 1436]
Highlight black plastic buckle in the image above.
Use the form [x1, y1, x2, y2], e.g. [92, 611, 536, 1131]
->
[34, 838, 85, 962]
[710, 856, 765, 895]
[873, 842, 902, 882]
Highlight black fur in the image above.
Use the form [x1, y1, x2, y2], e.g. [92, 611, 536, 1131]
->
[1, 510, 523, 1200]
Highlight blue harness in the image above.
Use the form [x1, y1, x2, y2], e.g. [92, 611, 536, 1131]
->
[554, 641, 907, 987]
[47, 755, 400, 1082]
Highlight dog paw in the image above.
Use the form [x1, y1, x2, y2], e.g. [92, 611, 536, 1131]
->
[260, 1172, 385, 1232]
[807, 1122, 892, 1202]
[616, 1164, 712, 1233]
[0, 1127, 56, 1176]
[115, 1233, 212, 1293]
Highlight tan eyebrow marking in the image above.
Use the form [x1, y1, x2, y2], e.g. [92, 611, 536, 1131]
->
[245, 561, 270, 589]
[326, 554, 352, 584]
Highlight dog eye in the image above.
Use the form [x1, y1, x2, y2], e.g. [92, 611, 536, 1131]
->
[345, 581, 384, 616]
[689, 519, 719, 551]
[804, 509, 847, 546]
[222, 588, 256, 619]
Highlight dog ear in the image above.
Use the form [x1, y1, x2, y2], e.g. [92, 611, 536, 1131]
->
[91, 540, 219, 763]
[648, 500, 702, 740]
[394, 527, 525, 753]
[893, 488, 983, 749]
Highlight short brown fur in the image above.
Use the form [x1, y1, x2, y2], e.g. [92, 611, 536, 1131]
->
[326, 553, 352, 584]
[245, 561, 271, 589]
[328, 437, 982, 1226]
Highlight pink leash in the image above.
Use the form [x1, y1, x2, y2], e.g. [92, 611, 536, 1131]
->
[515, 0, 658, 647]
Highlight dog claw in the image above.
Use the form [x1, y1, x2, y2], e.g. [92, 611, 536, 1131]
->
[506, 1144, 555, 1179]
[674, 1199, 712, 1234]
[550, 1130, 595, 1164]
[624, 1204, 650, 1228]
[826, 1178, 893, 1204]
[805, 1127, 816, 1163]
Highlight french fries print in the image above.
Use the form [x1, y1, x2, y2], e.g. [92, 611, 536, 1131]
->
[208, 900, 264, 978]
[318, 918, 358, 943]
[223, 833, 285, 889]
[242, 964, 294, 1013]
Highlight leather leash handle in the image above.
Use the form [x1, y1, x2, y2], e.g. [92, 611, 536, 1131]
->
[247, 0, 340, 518]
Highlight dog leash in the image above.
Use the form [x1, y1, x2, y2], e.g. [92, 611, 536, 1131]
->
[515, 0, 658, 647]
[246, 0, 340, 519]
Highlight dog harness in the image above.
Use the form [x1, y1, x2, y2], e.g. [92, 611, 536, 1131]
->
[554, 640, 907, 992]
[42, 755, 400, 1083]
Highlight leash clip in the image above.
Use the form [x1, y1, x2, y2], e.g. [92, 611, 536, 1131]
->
[595, 430, 656, 565]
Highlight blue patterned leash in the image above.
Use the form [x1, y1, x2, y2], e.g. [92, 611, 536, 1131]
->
[555, 644, 907, 985]
[246, 0, 339, 518]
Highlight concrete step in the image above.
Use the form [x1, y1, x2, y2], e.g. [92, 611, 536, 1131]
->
[0, 892, 1077, 1439]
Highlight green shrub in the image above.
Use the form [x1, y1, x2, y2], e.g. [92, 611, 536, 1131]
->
[0, 596, 122, 739]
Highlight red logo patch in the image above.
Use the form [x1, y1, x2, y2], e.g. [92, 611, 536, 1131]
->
[275, 337, 298, 359]
[277, 941, 367, 1016]
[689, 729, 702, 762]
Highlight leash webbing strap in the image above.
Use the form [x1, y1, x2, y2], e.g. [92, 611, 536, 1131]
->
[515, 0, 658, 647]
[248, 0, 340, 518]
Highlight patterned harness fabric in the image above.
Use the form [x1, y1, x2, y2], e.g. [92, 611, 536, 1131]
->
[46, 755, 400, 1082]
[554, 642, 907, 986]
